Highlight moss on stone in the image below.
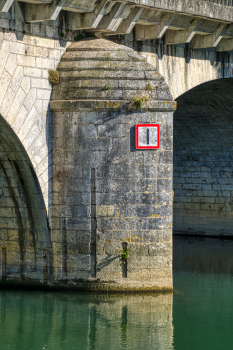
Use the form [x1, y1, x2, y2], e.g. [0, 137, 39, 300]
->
[48, 70, 60, 85]
[146, 83, 152, 91]
[133, 96, 150, 110]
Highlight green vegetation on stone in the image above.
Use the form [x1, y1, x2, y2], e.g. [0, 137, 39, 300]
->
[133, 96, 150, 110]
[103, 84, 111, 91]
[48, 70, 60, 85]
[121, 248, 130, 259]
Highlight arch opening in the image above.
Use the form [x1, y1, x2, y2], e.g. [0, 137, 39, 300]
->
[173, 78, 233, 237]
[0, 114, 50, 285]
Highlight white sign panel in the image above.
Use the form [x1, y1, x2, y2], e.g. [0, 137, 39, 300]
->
[136, 124, 160, 149]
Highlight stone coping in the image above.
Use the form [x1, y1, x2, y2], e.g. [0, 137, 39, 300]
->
[67, 38, 134, 52]
[50, 99, 176, 112]
[124, 0, 233, 23]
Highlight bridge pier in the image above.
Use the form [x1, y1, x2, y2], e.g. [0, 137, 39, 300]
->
[0, 0, 233, 288]
[49, 38, 174, 291]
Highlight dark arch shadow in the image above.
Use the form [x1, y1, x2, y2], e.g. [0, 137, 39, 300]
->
[173, 78, 233, 238]
[0, 114, 51, 286]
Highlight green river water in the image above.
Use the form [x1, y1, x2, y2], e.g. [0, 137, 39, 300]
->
[1, 236, 233, 350]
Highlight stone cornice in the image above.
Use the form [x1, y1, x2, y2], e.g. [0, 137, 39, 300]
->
[125, 0, 233, 23]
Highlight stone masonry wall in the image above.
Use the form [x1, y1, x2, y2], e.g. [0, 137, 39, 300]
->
[0, 25, 68, 284]
[51, 109, 173, 290]
[49, 39, 174, 291]
[0, 31, 69, 209]
[0, 2, 83, 209]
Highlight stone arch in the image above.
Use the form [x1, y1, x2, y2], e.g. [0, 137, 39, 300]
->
[173, 78, 233, 237]
[137, 42, 233, 99]
[0, 30, 70, 209]
[0, 114, 50, 285]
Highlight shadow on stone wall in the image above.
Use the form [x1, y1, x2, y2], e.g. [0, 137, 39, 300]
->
[173, 78, 233, 237]
[0, 114, 50, 284]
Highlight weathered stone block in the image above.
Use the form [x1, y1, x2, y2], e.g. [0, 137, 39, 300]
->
[98, 124, 122, 138]
[73, 205, 88, 218]
[74, 138, 112, 151]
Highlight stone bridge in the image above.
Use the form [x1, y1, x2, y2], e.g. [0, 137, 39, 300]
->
[0, 0, 232, 291]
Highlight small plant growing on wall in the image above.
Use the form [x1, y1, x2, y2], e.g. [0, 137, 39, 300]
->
[146, 83, 152, 91]
[103, 84, 111, 90]
[121, 248, 130, 259]
[133, 96, 150, 110]
[48, 70, 60, 85]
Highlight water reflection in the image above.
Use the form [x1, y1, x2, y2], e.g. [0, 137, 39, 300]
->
[174, 236, 233, 274]
[173, 236, 233, 350]
[3, 236, 233, 350]
[0, 291, 173, 350]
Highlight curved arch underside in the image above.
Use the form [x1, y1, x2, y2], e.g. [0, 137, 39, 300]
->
[0, 115, 50, 283]
[173, 78, 233, 236]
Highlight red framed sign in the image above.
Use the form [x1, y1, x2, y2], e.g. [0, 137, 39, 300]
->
[136, 124, 160, 149]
